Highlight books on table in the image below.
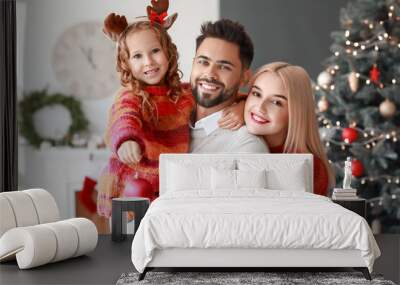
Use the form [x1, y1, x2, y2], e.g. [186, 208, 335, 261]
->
[332, 188, 358, 200]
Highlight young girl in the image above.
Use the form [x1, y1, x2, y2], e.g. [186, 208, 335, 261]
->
[244, 62, 334, 196]
[97, 5, 244, 218]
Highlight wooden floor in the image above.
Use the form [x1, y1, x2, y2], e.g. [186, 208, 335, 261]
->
[0, 235, 398, 285]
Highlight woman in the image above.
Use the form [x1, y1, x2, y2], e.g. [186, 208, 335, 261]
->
[244, 62, 334, 196]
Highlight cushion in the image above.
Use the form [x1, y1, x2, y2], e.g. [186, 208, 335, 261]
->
[0, 196, 16, 237]
[266, 163, 306, 191]
[238, 159, 308, 191]
[166, 160, 235, 192]
[211, 168, 267, 190]
[0, 189, 60, 237]
[0, 191, 39, 228]
[237, 169, 267, 189]
[167, 162, 211, 191]
[0, 218, 97, 269]
[24, 188, 60, 224]
[211, 168, 236, 190]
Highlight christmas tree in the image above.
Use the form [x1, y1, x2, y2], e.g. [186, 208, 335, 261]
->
[315, 0, 400, 233]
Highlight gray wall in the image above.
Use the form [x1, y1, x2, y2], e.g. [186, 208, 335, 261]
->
[221, 0, 351, 79]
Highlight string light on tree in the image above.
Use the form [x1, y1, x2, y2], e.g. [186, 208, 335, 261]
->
[314, 0, 400, 233]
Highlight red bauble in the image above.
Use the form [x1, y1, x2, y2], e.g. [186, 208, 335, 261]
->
[342, 128, 358, 143]
[369, 64, 380, 83]
[124, 175, 154, 201]
[352, 159, 364, 177]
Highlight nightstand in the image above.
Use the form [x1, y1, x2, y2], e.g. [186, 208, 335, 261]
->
[332, 198, 366, 218]
[111, 197, 150, 242]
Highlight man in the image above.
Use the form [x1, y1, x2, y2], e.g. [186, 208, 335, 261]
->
[190, 19, 269, 153]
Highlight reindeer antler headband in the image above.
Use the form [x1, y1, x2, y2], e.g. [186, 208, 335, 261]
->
[103, 0, 178, 42]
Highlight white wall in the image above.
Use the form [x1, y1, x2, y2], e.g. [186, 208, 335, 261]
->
[18, 0, 220, 135]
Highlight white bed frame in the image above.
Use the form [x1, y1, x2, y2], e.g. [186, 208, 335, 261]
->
[139, 154, 371, 280]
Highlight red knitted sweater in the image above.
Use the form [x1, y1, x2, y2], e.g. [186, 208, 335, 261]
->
[97, 85, 194, 217]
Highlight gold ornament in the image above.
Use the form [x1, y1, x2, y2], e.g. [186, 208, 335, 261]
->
[344, 19, 353, 28]
[318, 96, 329, 112]
[317, 71, 333, 89]
[348, 71, 359, 93]
[379, 99, 396, 118]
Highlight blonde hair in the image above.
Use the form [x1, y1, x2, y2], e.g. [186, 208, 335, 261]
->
[249, 62, 335, 188]
[116, 21, 182, 121]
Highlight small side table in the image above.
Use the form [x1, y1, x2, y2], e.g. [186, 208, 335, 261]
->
[332, 198, 366, 218]
[112, 197, 150, 242]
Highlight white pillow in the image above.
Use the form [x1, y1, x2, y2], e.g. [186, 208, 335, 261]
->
[266, 163, 307, 191]
[211, 168, 267, 190]
[167, 160, 235, 192]
[167, 162, 210, 191]
[238, 159, 308, 192]
[211, 168, 236, 190]
[237, 169, 267, 189]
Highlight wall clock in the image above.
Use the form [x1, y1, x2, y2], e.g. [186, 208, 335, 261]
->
[52, 21, 119, 100]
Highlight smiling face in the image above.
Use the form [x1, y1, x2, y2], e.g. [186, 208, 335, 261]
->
[126, 29, 169, 85]
[244, 72, 289, 147]
[190, 37, 245, 108]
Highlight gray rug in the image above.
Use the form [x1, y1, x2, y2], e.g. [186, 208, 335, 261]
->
[116, 271, 396, 285]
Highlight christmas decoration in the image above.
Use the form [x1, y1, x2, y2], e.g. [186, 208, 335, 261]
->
[124, 173, 155, 201]
[371, 219, 382, 234]
[351, 159, 364, 177]
[342, 128, 358, 143]
[348, 71, 359, 92]
[369, 64, 380, 84]
[19, 89, 89, 148]
[379, 99, 397, 118]
[78, 176, 97, 213]
[317, 96, 329, 112]
[315, 0, 400, 233]
[317, 71, 333, 88]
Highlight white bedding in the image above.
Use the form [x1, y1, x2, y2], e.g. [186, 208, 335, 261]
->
[131, 190, 380, 273]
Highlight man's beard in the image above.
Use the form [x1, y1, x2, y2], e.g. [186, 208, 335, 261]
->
[192, 78, 239, 108]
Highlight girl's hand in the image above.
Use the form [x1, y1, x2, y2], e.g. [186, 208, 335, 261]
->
[218, 100, 245, 130]
[117, 140, 142, 165]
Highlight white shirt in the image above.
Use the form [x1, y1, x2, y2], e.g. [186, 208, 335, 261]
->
[190, 111, 269, 154]
[191, 111, 223, 136]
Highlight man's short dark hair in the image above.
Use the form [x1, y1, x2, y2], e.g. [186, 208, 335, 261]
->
[196, 19, 254, 69]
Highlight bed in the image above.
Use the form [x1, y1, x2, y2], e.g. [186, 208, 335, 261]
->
[131, 154, 381, 280]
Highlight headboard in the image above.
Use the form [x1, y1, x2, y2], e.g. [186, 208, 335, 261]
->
[159, 153, 313, 195]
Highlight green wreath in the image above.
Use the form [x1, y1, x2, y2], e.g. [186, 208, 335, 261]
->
[19, 89, 89, 148]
